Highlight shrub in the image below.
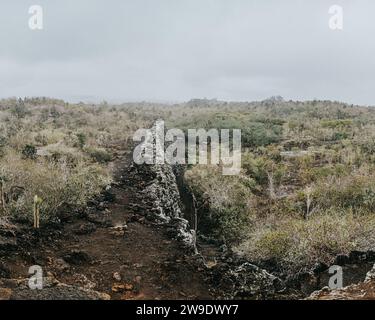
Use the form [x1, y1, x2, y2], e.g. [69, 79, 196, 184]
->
[242, 122, 283, 147]
[10, 99, 28, 119]
[237, 211, 375, 272]
[185, 166, 255, 243]
[84, 147, 112, 163]
[311, 170, 375, 213]
[76, 133, 87, 149]
[0, 152, 111, 224]
[21, 144, 37, 159]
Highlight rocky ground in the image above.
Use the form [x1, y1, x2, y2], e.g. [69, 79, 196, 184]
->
[1, 146, 373, 300]
[308, 265, 375, 300]
[0, 146, 285, 300]
[0, 153, 215, 300]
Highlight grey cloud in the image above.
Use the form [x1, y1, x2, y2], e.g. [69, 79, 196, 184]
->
[0, 0, 375, 104]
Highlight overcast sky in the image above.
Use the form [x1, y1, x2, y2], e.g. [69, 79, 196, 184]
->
[0, 0, 375, 105]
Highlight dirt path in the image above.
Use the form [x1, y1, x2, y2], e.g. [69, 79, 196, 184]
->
[57, 183, 213, 299]
[1, 155, 214, 300]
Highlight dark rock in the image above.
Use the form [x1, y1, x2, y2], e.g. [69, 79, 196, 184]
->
[286, 271, 318, 293]
[74, 223, 97, 235]
[0, 263, 11, 278]
[29, 254, 46, 266]
[312, 262, 329, 274]
[128, 214, 142, 223]
[54, 259, 70, 272]
[103, 187, 116, 202]
[366, 251, 375, 261]
[0, 236, 17, 253]
[63, 250, 92, 265]
[86, 214, 113, 227]
[97, 202, 108, 211]
[349, 251, 367, 262]
[334, 254, 351, 266]
[56, 211, 73, 223]
[298, 272, 318, 295]
[0, 218, 18, 237]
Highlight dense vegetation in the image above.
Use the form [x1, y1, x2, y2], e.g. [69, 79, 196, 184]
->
[2, 96, 375, 274]
[0, 97, 151, 223]
[171, 98, 375, 273]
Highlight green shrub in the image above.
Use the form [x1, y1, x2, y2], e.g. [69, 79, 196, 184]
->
[76, 133, 87, 149]
[21, 144, 37, 159]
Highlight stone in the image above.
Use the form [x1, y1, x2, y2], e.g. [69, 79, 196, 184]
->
[0, 236, 17, 252]
[74, 223, 97, 235]
[312, 262, 329, 274]
[0, 263, 11, 278]
[365, 264, 375, 282]
[349, 251, 367, 262]
[334, 254, 351, 266]
[63, 250, 92, 265]
[218, 262, 285, 299]
[124, 283, 134, 291]
[113, 272, 122, 282]
[86, 214, 113, 227]
[54, 258, 70, 272]
[111, 283, 125, 293]
[109, 224, 127, 237]
[103, 188, 116, 202]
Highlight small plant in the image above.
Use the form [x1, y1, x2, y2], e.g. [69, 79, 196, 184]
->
[22, 144, 37, 160]
[85, 147, 112, 163]
[11, 98, 28, 119]
[33, 195, 43, 229]
[0, 177, 7, 215]
[76, 133, 87, 149]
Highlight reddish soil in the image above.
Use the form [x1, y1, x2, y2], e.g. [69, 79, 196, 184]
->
[1, 156, 215, 300]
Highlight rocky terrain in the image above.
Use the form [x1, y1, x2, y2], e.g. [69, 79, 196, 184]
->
[0, 147, 286, 300]
[1, 139, 374, 300]
[308, 264, 375, 300]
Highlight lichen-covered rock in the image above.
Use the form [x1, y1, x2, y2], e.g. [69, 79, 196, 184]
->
[365, 263, 375, 282]
[217, 262, 285, 299]
[126, 121, 196, 250]
[138, 162, 196, 250]
[142, 163, 183, 222]
[166, 218, 195, 246]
